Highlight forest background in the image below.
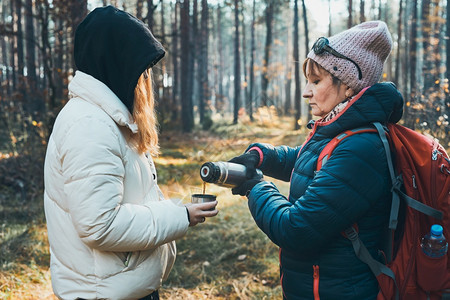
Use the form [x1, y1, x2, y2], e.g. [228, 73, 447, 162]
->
[1, 0, 449, 299]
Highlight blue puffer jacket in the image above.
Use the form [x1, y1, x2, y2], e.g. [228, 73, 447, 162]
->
[246, 83, 404, 300]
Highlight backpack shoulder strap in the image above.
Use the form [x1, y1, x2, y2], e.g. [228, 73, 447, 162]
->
[317, 126, 378, 170]
[372, 122, 402, 231]
[372, 122, 443, 222]
[344, 226, 400, 300]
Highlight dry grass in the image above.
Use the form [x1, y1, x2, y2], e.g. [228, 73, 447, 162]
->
[0, 224, 57, 299]
[0, 111, 305, 299]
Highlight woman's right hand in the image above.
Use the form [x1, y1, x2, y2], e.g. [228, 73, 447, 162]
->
[228, 150, 260, 179]
[185, 201, 218, 226]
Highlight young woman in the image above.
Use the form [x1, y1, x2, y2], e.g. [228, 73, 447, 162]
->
[44, 6, 218, 299]
[229, 21, 404, 299]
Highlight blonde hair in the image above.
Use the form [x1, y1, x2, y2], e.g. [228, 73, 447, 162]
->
[132, 69, 159, 156]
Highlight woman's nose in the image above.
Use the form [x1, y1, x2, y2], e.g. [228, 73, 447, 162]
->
[302, 87, 312, 98]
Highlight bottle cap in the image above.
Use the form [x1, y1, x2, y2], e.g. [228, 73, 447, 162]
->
[431, 224, 443, 237]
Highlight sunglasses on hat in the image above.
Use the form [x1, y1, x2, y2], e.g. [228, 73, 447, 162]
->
[312, 37, 363, 80]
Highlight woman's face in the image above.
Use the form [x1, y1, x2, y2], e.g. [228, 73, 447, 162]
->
[302, 61, 349, 119]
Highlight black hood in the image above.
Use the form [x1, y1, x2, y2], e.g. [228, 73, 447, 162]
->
[74, 6, 165, 113]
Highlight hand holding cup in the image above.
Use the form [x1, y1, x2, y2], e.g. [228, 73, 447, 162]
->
[185, 194, 218, 226]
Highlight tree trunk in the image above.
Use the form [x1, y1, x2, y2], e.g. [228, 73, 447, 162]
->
[196, 0, 204, 123]
[394, 0, 403, 86]
[360, 0, 365, 23]
[402, 0, 409, 99]
[216, 5, 225, 113]
[284, 15, 291, 116]
[261, 1, 274, 107]
[25, 0, 37, 86]
[136, 0, 144, 20]
[328, 0, 332, 36]
[180, 0, 193, 132]
[147, 0, 155, 31]
[25, 0, 40, 111]
[240, 1, 249, 116]
[348, 0, 353, 28]
[432, 0, 441, 87]
[378, 0, 382, 19]
[1, 14, 10, 98]
[37, 0, 56, 108]
[447, 0, 450, 82]
[190, 0, 198, 119]
[248, 0, 256, 121]
[301, 0, 310, 122]
[171, 0, 180, 122]
[15, 0, 24, 76]
[446, 0, 450, 139]
[408, 0, 418, 129]
[10, 1, 17, 92]
[199, 0, 210, 128]
[0, 34, 4, 102]
[160, 1, 166, 43]
[70, 0, 88, 73]
[284, 76, 292, 115]
[294, 0, 301, 129]
[233, 0, 241, 124]
[159, 0, 168, 126]
[430, 0, 444, 136]
[54, 14, 64, 103]
[421, 0, 432, 92]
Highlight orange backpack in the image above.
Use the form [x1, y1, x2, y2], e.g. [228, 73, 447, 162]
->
[317, 122, 450, 300]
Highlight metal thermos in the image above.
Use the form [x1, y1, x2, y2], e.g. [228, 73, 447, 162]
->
[200, 161, 263, 188]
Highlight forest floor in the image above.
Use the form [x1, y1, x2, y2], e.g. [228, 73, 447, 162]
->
[0, 109, 308, 299]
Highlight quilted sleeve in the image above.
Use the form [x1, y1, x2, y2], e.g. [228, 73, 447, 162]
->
[246, 143, 301, 181]
[247, 133, 391, 254]
[61, 116, 188, 252]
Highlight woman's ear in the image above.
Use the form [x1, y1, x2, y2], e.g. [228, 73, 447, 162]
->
[345, 87, 355, 99]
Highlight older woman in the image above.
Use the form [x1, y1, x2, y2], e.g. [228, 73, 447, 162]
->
[229, 21, 403, 299]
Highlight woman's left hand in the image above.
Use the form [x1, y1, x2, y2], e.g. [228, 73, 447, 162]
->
[185, 201, 219, 226]
[231, 179, 263, 196]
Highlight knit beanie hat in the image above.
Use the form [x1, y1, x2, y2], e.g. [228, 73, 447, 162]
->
[307, 21, 393, 93]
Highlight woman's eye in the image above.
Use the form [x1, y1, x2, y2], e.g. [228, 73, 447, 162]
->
[313, 80, 319, 84]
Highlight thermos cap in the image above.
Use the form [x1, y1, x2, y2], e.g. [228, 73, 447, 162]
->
[200, 162, 220, 183]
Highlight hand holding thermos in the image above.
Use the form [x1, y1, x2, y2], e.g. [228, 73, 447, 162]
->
[200, 150, 264, 196]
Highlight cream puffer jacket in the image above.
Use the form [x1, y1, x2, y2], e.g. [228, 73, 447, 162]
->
[44, 71, 189, 299]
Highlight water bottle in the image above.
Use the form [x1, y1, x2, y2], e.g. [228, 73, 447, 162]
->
[200, 161, 263, 188]
[420, 224, 448, 258]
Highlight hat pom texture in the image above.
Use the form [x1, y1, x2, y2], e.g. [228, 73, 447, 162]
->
[307, 21, 393, 93]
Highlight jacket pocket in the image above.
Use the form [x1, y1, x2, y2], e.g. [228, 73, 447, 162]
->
[93, 249, 136, 279]
[115, 251, 132, 267]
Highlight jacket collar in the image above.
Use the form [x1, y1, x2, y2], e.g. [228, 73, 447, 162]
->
[68, 71, 138, 133]
[312, 82, 404, 139]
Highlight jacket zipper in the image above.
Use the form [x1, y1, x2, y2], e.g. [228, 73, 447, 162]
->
[124, 252, 131, 267]
[313, 265, 320, 300]
[288, 123, 318, 185]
